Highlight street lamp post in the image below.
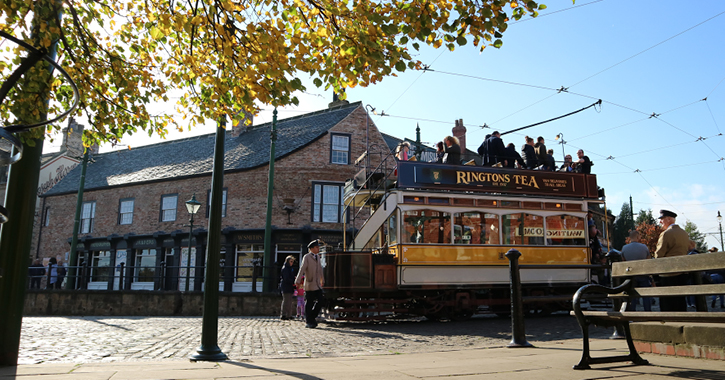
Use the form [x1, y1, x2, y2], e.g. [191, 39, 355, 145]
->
[718, 211, 724, 252]
[184, 194, 201, 292]
[555, 133, 565, 160]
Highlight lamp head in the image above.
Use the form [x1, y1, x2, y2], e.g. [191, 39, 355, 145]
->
[718, 211, 722, 223]
[185, 194, 202, 215]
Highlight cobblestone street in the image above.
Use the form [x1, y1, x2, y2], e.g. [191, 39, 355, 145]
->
[18, 313, 613, 364]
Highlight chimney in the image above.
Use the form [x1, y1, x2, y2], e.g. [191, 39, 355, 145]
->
[232, 110, 254, 138]
[452, 118, 466, 153]
[63, 119, 99, 156]
[328, 90, 350, 109]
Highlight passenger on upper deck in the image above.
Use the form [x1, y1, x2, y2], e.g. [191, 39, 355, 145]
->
[546, 149, 556, 171]
[574, 149, 593, 174]
[476, 134, 491, 163]
[504, 143, 524, 169]
[443, 135, 461, 165]
[396, 141, 410, 161]
[481, 131, 506, 167]
[435, 141, 445, 163]
[559, 154, 575, 172]
[521, 136, 537, 169]
[534, 136, 548, 170]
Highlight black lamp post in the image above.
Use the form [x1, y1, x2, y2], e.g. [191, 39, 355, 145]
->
[718, 211, 723, 252]
[184, 194, 201, 292]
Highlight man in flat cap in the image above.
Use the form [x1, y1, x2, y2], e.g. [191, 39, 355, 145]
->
[295, 240, 325, 328]
[654, 209, 690, 311]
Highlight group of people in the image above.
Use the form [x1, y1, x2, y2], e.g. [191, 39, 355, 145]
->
[478, 133, 593, 173]
[279, 239, 326, 328]
[27, 257, 66, 289]
[620, 209, 724, 311]
[394, 134, 593, 174]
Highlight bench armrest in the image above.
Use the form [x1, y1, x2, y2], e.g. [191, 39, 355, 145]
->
[572, 280, 631, 322]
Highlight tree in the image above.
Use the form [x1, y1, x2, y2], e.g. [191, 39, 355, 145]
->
[635, 222, 664, 255]
[635, 208, 656, 226]
[2, 0, 546, 147]
[684, 220, 708, 253]
[612, 202, 633, 250]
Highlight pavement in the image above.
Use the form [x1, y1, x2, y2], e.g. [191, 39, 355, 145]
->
[5, 314, 724, 379]
[3, 338, 724, 379]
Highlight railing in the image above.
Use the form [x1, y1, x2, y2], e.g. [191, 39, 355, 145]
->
[26, 261, 279, 293]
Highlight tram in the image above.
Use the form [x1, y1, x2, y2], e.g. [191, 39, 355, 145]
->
[322, 159, 605, 321]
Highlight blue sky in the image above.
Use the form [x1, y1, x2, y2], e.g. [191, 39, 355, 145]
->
[46, 0, 725, 249]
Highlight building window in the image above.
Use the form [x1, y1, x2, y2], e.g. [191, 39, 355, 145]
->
[135, 249, 156, 282]
[330, 133, 350, 165]
[206, 188, 227, 218]
[160, 194, 178, 222]
[90, 251, 112, 282]
[312, 182, 344, 223]
[81, 201, 96, 233]
[43, 207, 50, 227]
[119, 198, 134, 225]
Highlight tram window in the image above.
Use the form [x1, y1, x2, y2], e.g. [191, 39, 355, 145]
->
[522, 201, 542, 209]
[545, 215, 587, 246]
[564, 203, 583, 211]
[454, 212, 500, 245]
[403, 196, 424, 204]
[502, 213, 545, 245]
[402, 209, 451, 244]
[543, 202, 563, 210]
[387, 212, 397, 245]
[478, 199, 497, 207]
[453, 198, 474, 206]
[428, 197, 449, 205]
[500, 201, 520, 208]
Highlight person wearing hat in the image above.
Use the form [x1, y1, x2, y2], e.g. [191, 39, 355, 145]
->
[295, 240, 325, 328]
[654, 209, 690, 311]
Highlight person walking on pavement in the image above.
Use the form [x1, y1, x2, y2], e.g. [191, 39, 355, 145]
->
[295, 240, 325, 328]
[279, 255, 296, 320]
[28, 259, 46, 289]
[620, 230, 653, 311]
[654, 209, 690, 311]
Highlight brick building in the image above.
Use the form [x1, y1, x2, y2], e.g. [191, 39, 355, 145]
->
[38, 101, 392, 292]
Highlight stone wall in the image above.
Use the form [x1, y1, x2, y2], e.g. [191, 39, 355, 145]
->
[632, 322, 725, 360]
[24, 290, 281, 317]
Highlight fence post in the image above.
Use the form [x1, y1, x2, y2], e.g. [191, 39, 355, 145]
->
[505, 249, 533, 348]
[118, 262, 124, 290]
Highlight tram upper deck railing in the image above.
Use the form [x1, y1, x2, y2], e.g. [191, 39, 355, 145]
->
[395, 161, 600, 199]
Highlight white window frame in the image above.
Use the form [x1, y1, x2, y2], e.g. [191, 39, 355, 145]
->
[312, 182, 344, 223]
[330, 133, 350, 165]
[161, 194, 178, 222]
[81, 201, 96, 233]
[119, 198, 134, 225]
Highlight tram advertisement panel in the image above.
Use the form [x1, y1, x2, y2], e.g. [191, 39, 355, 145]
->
[397, 162, 598, 198]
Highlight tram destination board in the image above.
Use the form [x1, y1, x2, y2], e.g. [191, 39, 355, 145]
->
[397, 161, 598, 199]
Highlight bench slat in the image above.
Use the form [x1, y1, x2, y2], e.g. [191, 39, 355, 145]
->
[612, 254, 725, 277]
[571, 311, 725, 323]
[608, 283, 725, 298]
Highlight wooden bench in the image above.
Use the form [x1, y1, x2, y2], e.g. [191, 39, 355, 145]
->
[571, 253, 725, 370]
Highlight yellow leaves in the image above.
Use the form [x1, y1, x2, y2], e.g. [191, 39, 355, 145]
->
[510, 1, 519, 8]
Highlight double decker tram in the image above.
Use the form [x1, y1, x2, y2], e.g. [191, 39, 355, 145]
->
[323, 160, 605, 321]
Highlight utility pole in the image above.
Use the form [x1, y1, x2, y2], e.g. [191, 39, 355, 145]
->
[262, 107, 278, 292]
[629, 195, 635, 230]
